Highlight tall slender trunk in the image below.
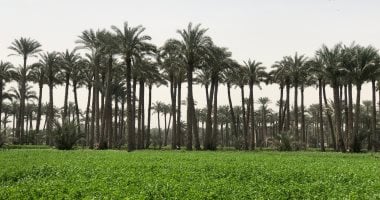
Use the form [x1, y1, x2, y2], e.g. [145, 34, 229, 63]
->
[171, 79, 177, 149]
[176, 81, 182, 148]
[163, 112, 167, 146]
[0, 81, 3, 131]
[125, 57, 135, 151]
[294, 82, 299, 141]
[353, 84, 362, 152]
[318, 79, 325, 151]
[344, 85, 349, 150]
[204, 82, 214, 150]
[35, 81, 43, 136]
[141, 81, 145, 149]
[85, 85, 92, 146]
[114, 97, 118, 148]
[212, 79, 218, 150]
[301, 84, 306, 144]
[100, 55, 113, 149]
[16, 57, 27, 144]
[137, 80, 143, 149]
[132, 76, 137, 146]
[370, 79, 376, 151]
[157, 110, 162, 149]
[323, 82, 336, 150]
[193, 110, 201, 150]
[120, 97, 125, 145]
[241, 85, 248, 150]
[73, 82, 80, 135]
[278, 84, 284, 133]
[63, 72, 70, 122]
[285, 82, 290, 132]
[227, 82, 238, 148]
[249, 82, 255, 150]
[348, 83, 354, 151]
[146, 84, 152, 148]
[333, 83, 345, 152]
[186, 65, 194, 150]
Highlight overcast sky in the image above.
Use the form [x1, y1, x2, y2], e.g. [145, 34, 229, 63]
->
[1, 0, 379, 126]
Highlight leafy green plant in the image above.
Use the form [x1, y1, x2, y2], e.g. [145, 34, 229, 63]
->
[54, 121, 82, 150]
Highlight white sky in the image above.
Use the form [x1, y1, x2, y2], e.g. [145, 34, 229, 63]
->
[1, 0, 379, 127]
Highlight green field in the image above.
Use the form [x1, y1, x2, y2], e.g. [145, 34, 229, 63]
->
[1, 150, 380, 199]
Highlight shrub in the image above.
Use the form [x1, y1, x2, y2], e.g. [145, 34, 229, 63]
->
[273, 133, 292, 151]
[351, 129, 368, 153]
[54, 121, 82, 150]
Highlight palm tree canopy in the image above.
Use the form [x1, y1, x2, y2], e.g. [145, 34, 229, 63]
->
[8, 37, 42, 59]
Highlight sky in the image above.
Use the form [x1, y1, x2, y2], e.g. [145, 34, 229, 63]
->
[1, 0, 379, 127]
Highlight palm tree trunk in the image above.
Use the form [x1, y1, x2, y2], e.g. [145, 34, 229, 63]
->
[125, 57, 135, 151]
[278, 84, 284, 133]
[186, 65, 194, 150]
[120, 97, 125, 145]
[240, 85, 248, 150]
[370, 79, 376, 151]
[301, 84, 306, 144]
[114, 96, 118, 147]
[132, 76, 137, 146]
[193, 110, 201, 150]
[212, 79, 219, 150]
[157, 110, 162, 149]
[141, 81, 145, 149]
[249, 82, 255, 150]
[227, 82, 238, 149]
[171, 79, 177, 149]
[146, 84, 152, 148]
[73, 82, 81, 135]
[163, 112, 167, 146]
[344, 85, 349, 150]
[318, 79, 325, 151]
[63, 72, 70, 122]
[348, 83, 354, 151]
[333, 83, 345, 152]
[176, 81, 182, 148]
[323, 82, 336, 150]
[285, 82, 290, 132]
[205, 83, 214, 150]
[294, 82, 299, 141]
[353, 84, 362, 152]
[137, 80, 143, 149]
[85, 85, 92, 146]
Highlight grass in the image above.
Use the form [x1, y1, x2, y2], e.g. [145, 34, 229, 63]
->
[1, 150, 380, 199]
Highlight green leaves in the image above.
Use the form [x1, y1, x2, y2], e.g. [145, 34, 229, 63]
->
[0, 150, 379, 199]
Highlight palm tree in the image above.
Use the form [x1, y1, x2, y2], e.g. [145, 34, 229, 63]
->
[8, 37, 42, 144]
[243, 59, 266, 149]
[39, 52, 61, 145]
[0, 61, 14, 126]
[29, 63, 46, 137]
[112, 22, 155, 151]
[145, 65, 166, 148]
[76, 29, 105, 149]
[158, 38, 184, 149]
[177, 22, 212, 150]
[71, 59, 86, 136]
[309, 57, 326, 151]
[316, 43, 346, 152]
[222, 60, 240, 148]
[351, 45, 378, 151]
[284, 53, 308, 142]
[60, 49, 80, 122]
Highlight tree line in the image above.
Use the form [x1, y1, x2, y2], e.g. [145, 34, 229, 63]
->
[0, 22, 379, 152]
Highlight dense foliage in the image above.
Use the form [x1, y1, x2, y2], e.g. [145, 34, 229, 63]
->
[1, 150, 379, 199]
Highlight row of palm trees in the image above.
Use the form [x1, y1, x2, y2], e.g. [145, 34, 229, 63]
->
[1, 22, 379, 152]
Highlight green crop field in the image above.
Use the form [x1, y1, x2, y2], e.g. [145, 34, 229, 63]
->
[1, 150, 380, 199]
